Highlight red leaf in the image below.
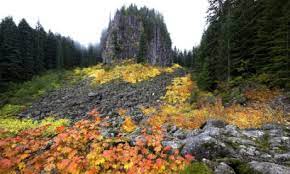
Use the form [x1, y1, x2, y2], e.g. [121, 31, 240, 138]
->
[56, 126, 66, 133]
[184, 154, 194, 161]
[103, 150, 111, 158]
[0, 140, 7, 147]
[147, 154, 156, 160]
[163, 146, 172, 151]
[57, 159, 70, 170]
[86, 168, 97, 174]
[0, 158, 13, 169]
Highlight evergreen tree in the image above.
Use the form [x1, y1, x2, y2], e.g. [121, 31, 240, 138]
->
[33, 22, 46, 73]
[0, 17, 22, 82]
[56, 38, 64, 69]
[18, 19, 34, 79]
[44, 31, 57, 69]
[0, 21, 3, 89]
[0, 16, 101, 90]
[137, 31, 147, 63]
[196, 0, 290, 89]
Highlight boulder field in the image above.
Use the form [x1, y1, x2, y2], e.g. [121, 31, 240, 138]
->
[18, 69, 290, 174]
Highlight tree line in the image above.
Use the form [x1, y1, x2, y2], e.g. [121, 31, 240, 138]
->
[0, 17, 101, 90]
[172, 47, 197, 68]
[171, 0, 289, 90]
[194, 0, 290, 90]
[174, 0, 290, 90]
[1, 0, 289, 91]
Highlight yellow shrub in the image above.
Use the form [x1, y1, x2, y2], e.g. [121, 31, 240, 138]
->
[244, 88, 281, 103]
[122, 117, 136, 133]
[70, 60, 181, 85]
[162, 75, 193, 104]
[0, 117, 70, 138]
[146, 73, 286, 129]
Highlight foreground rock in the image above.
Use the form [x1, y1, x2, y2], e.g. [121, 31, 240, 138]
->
[270, 93, 290, 116]
[248, 161, 290, 174]
[162, 120, 290, 174]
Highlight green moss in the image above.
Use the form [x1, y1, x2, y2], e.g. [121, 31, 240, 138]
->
[180, 162, 213, 174]
[224, 140, 240, 150]
[256, 132, 270, 151]
[202, 142, 215, 149]
[222, 158, 262, 174]
[237, 163, 261, 174]
[0, 117, 70, 138]
[274, 145, 289, 153]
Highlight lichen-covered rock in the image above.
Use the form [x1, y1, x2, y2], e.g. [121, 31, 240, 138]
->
[201, 119, 228, 129]
[248, 161, 290, 174]
[274, 152, 290, 163]
[162, 140, 183, 149]
[181, 123, 234, 159]
[101, 5, 172, 66]
[180, 120, 290, 168]
[270, 94, 290, 116]
[214, 162, 236, 174]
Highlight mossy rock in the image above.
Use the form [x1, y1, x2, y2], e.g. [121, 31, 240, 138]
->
[221, 158, 262, 174]
[237, 163, 262, 174]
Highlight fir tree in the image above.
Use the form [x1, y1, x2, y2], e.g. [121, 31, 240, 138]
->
[18, 19, 34, 79]
[0, 17, 22, 82]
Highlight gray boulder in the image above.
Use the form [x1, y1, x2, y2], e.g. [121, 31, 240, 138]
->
[181, 121, 234, 159]
[270, 94, 290, 115]
[248, 161, 290, 174]
[214, 162, 236, 174]
[201, 119, 228, 129]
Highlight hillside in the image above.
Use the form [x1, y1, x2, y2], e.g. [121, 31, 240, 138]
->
[0, 2, 290, 174]
[0, 60, 289, 173]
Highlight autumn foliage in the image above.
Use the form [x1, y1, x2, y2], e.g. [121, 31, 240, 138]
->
[0, 111, 193, 174]
[73, 60, 181, 85]
[0, 61, 287, 173]
[144, 74, 287, 129]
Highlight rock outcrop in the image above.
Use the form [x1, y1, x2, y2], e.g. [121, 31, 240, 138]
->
[163, 120, 290, 174]
[101, 5, 172, 66]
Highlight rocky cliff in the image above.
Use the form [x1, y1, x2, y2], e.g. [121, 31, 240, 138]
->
[101, 5, 172, 66]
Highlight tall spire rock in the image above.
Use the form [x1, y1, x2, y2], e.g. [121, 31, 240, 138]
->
[101, 5, 172, 66]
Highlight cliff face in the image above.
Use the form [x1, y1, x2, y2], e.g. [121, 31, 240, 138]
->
[101, 6, 172, 66]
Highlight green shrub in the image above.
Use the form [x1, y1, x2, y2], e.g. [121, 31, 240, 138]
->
[220, 87, 246, 105]
[229, 76, 244, 87]
[180, 162, 213, 174]
[189, 91, 199, 104]
[196, 63, 215, 91]
[0, 70, 80, 117]
[0, 104, 25, 118]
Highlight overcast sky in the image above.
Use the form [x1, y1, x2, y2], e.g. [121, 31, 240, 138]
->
[0, 0, 209, 50]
